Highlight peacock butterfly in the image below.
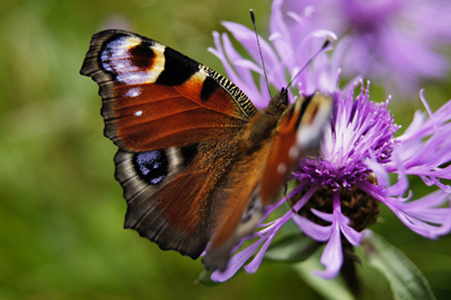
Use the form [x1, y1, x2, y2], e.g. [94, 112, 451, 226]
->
[80, 29, 332, 271]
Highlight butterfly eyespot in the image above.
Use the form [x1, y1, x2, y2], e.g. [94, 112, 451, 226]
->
[100, 35, 165, 85]
[133, 150, 168, 185]
[128, 42, 156, 70]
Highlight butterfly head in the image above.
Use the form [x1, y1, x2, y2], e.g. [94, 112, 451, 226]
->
[266, 88, 290, 116]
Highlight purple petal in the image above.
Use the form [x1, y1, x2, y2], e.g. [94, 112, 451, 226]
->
[211, 237, 266, 282]
[293, 214, 332, 242]
[244, 222, 283, 273]
[340, 220, 364, 246]
[313, 222, 343, 279]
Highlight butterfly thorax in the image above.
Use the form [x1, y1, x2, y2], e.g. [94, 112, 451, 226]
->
[243, 89, 289, 155]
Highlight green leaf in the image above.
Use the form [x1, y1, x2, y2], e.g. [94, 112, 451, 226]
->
[195, 269, 223, 287]
[293, 252, 355, 300]
[265, 234, 320, 262]
[362, 232, 436, 300]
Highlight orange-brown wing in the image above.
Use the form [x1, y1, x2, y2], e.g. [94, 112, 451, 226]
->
[201, 140, 271, 270]
[80, 30, 257, 259]
[114, 139, 239, 259]
[80, 29, 256, 152]
[259, 93, 332, 205]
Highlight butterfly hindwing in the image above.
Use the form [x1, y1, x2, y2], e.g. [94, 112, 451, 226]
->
[114, 141, 235, 258]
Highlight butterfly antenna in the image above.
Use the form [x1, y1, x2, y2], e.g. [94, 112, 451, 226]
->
[250, 9, 272, 98]
[287, 38, 333, 90]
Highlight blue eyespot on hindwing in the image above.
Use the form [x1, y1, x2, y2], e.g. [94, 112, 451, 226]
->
[133, 150, 168, 185]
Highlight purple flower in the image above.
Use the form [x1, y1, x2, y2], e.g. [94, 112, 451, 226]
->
[279, 0, 451, 94]
[208, 0, 451, 282]
[209, 0, 338, 108]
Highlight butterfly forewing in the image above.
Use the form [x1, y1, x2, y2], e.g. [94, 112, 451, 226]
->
[259, 93, 332, 205]
[80, 30, 256, 152]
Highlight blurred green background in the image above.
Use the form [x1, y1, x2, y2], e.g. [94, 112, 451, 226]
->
[1, 0, 450, 299]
